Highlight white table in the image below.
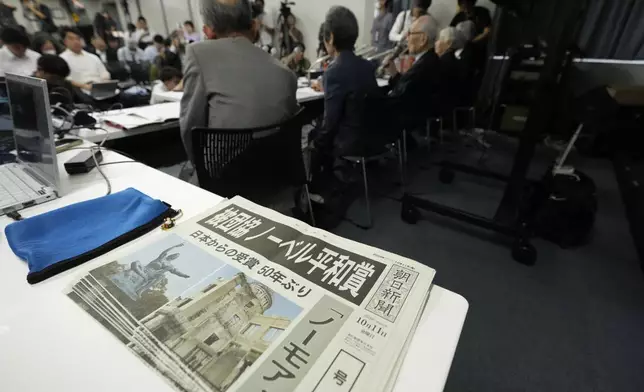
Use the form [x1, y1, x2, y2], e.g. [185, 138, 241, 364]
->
[152, 78, 391, 104]
[0, 147, 467, 392]
[72, 102, 181, 143]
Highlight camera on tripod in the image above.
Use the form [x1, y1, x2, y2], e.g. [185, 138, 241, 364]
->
[279, 0, 295, 17]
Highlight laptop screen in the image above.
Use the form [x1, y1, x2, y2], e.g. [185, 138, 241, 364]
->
[6, 74, 59, 189]
[0, 78, 11, 132]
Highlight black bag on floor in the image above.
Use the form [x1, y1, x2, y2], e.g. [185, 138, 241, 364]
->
[534, 170, 597, 248]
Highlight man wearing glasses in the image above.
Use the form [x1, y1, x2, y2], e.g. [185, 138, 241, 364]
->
[385, 14, 441, 127]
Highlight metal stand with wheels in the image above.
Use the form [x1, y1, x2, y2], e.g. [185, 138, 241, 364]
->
[400, 1, 587, 266]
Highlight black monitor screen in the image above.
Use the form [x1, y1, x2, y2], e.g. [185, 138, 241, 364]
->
[0, 79, 10, 132]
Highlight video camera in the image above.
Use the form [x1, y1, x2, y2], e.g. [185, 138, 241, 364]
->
[280, 0, 295, 17]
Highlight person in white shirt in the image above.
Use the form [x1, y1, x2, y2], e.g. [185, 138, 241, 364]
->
[117, 38, 146, 64]
[144, 34, 163, 63]
[0, 26, 40, 77]
[150, 67, 182, 104]
[134, 16, 155, 49]
[389, 0, 437, 43]
[59, 27, 110, 90]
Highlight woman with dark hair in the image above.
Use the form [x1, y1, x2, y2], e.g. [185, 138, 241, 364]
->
[32, 32, 60, 55]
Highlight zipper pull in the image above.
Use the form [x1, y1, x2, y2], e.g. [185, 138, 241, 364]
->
[162, 209, 183, 231]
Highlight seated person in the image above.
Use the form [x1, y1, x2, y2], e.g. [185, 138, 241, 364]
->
[385, 15, 441, 124]
[59, 27, 111, 90]
[91, 36, 109, 63]
[313, 6, 380, 159]
[180, 0, 297, 162]
[281, 43, 310, 77]
[0, 26, 40, 77]
[104, 34, 120, 63]
[450, 0, 491, 72]
[144, 34, 163, 63]
[154, 38, 182, 72]
[150, 67, 182, 104]
[117, 37, 146, 64]
[34, 54, 93, 105]
[31, 32, 60, 55]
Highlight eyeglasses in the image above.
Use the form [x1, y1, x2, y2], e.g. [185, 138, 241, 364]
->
[407, 31, 424, 36]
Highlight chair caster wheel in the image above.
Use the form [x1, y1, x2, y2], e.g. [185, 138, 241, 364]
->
[439, 168, 455, 184]
[401, 204, 420, 224]
[512, 241, 537, 266]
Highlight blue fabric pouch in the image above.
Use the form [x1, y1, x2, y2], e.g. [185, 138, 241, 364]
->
[5, 188, 177, 284]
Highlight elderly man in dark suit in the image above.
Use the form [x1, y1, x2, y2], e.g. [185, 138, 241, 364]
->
[180, 0, 298, 161]
[385, 14, 441, 128]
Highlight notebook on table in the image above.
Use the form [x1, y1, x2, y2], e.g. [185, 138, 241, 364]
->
[100, 102, 180, 130]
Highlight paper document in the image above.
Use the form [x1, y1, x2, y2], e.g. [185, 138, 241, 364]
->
[100, 102, 180, 129]
[66, 196, 435, 392]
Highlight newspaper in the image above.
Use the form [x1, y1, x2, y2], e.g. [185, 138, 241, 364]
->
[66, 196, 436, 392]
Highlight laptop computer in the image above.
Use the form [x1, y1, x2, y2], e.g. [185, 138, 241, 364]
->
[91, 80, 119, 100]
[0, 74, 61, 216]
[0, 77, 13, 152]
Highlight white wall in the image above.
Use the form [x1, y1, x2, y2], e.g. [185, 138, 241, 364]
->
[126, 0, 169, 36]
[428, 0, 496, 30]
[261, 0, 375, 60]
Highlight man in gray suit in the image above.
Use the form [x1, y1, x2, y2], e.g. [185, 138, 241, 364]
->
[180, 0, 298, 161]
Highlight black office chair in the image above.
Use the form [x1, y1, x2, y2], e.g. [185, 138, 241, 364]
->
[341, 95, 405, 228]
[191, 109, 314, 223]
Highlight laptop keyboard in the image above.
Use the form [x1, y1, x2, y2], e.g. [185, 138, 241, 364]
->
[0, 165, 44, 207]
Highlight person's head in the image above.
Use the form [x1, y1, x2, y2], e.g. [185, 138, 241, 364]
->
[127, 22, 136, 33]
[407, 14, 437, 55]
[457, 0, 476, 13]
[107, 35, 120, 49]
[455, 20, 475, 43]
[412, 0, 432, 18]
[159, 67, 182, 90]
[183, 20, 195, 34]
[200, 0, 253, 40]
[61, 27, 83, 53]
[293, 43, 305, 61]
[255, 0, 264, 12]
[436, 27, 455, 56]
[137, 16, 148, 30]
[378, 0, 391, 11]
[35, 54, 70, 80]
[322, 6, 359, 57]
[32, 33, 57, 55]
[91, 36, 106, 51]
[40, 39, 57, 54]
[153, 34, 165, 50]
[1, 26, 30, 58]
[286, 14, 296, 27]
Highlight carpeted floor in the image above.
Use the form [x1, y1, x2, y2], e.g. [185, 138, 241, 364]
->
[157, 133, 644, 392]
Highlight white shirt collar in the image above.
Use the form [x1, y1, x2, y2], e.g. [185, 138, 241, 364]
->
[63, 49, 86, 56]
[414, 50, 428, 61]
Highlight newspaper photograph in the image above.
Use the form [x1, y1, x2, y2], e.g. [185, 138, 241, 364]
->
[67, 196, 436, 392]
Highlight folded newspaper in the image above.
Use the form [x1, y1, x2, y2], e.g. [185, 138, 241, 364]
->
[66, 196, 435, 392]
